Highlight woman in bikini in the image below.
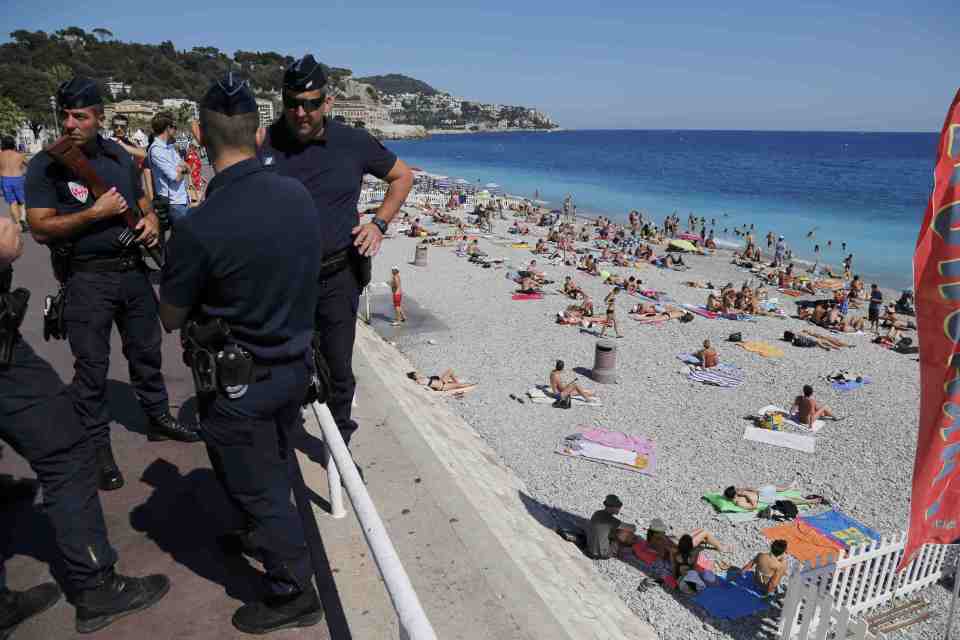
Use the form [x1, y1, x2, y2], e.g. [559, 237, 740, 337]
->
[407, 370, 477, 393]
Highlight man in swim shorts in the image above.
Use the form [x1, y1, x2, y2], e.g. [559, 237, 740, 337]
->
[390, 266, 406, 325]
[0, 136, 27, 230]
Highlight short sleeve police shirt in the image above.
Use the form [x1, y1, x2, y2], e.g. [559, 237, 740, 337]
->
[258, 117, 397, 258]
[25, 136, 144, 261]
[161, 158, 321, 363]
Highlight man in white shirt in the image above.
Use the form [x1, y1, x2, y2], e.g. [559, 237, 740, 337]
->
[147, 111, 189, 223]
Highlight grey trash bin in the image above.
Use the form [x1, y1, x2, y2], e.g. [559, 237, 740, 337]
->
[591, 340, 617, 384]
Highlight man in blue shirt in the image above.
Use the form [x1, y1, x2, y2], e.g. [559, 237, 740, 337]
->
[147, 111, 190, 223]
[259, 54, 413, 453]
[160, 74, 323, 634]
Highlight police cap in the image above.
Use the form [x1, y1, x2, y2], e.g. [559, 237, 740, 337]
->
[283, 55, 327, 93]
[56, 77, 102, 110]
[200, 73, 258, 117]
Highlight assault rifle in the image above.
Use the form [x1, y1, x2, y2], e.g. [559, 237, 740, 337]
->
[46, 136, 164, 268]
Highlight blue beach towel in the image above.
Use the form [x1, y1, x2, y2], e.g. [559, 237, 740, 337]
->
[692, 571, 770, 619]
[832, 377, 872, 393]
[801, 510, 881, 549]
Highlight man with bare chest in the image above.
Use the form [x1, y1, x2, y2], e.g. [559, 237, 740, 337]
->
[0, 137, 27, 230]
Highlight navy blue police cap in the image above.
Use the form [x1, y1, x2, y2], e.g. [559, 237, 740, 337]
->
[283, 55, 327, 92]
[200, 73, 258, 116]
[56, 77, 102, 109]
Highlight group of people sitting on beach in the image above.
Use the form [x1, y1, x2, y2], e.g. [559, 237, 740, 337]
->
[704, 282, 769, 315]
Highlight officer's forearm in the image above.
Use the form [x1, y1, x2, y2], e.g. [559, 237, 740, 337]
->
[376, 173, 414, 223]
[27, 206, 104, 244]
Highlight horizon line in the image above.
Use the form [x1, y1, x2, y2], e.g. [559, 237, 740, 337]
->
[523, 127, 938, 135]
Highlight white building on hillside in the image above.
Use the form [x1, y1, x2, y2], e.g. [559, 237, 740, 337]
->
[161, 98, 199, 120]
[255, 98, 275, 127]
[105, 79, 132, 99]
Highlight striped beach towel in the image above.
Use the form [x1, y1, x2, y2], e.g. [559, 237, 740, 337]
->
[687, 364, 744, 388]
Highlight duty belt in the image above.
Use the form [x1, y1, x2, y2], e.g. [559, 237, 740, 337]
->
[317, 248, 351, 279]
[71, 255, 144, 274]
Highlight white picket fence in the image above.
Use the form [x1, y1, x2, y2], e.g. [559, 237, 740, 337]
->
[797, 532, 947, 616]
[780, 573, 870, 640]
[780, 532, 948, 639]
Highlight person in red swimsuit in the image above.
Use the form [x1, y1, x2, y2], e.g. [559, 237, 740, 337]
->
[185, 144, 204, 203]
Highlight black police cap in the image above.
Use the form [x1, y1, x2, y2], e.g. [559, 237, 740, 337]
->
[56, 77, 102, 110]
[283, 55, 327, 93]
[200, 73, 258, 116]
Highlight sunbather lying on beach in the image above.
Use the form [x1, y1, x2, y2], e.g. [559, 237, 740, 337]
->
[742, 540, 789, 595]
[695, 339, 719, 368]
[646, 518, 728, 564]
[722, 485, 828, 510]
[881, 304, 916, 330]
[549, 360, 595, 400]
[515, 276, 541, 294]
[791, 384, 839, 428]
[407, 370, 477, 393]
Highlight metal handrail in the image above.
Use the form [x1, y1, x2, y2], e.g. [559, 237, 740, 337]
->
[304, 401, 438, 640]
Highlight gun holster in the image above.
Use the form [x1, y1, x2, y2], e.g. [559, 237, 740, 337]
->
[350, 247, 372, 289]
[182, 319, 256, 399]
[153, 196, 172, 232]
[0, 281, 30, 369]
[303, 333, 333, 406]
[43, 287, 67, 341]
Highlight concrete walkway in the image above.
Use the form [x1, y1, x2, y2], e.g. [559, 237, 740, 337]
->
[1, 226, 656, 640]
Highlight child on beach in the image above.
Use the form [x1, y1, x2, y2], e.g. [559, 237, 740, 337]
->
[390, 267, 407, 326]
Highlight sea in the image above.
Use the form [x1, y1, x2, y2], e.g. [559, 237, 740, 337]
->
[388, 130, 938, 290]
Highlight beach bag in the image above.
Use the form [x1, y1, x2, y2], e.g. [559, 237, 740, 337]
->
[553, 396, 572, 409]
[679, 312, 694, 323]
[763, 500, 799, 522]
[783, 331, 795, 342]
[728, 332, 742, 342]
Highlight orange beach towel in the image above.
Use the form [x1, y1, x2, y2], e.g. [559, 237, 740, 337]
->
[762, 521, 843, 564]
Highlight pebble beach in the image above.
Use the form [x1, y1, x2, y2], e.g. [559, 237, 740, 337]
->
[365, 209, 951, 640]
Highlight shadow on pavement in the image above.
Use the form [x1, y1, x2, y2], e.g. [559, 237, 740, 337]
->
[363, 293, 448, 339]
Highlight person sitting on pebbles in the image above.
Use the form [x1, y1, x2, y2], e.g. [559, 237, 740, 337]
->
[549, 360, 595, 402]
[791, 384, 840, 428]
[646, 518, 728, 563]
[742, 539, 789, 596]
[586, 494, 637, 560]
[407, 370, 477, 394]
[516, 275, 542, 294]
[695, 339, 719, 369]
[562, 276, 583, 299]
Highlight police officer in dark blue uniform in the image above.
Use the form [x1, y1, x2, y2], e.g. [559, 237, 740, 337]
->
[160, 74, 324, 634]
[24, 77, 199, 493]
[259, 55, 413, 450]
[0, 218, 170, 638]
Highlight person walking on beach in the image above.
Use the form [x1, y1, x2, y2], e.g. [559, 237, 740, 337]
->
[599, 287, 623, 338]
[390, 266, 407, 326]
[0, 136, 27, 230]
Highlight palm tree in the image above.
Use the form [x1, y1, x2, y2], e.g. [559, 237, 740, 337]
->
[47, 64, 73, 88]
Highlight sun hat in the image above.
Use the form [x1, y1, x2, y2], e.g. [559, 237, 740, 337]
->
[648, 517, 667, 533]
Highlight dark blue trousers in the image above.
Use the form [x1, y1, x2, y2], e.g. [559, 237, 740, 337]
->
[0, 338, 117, 593]
[201, 356, 313, 596]
[313, 266, 361, 444]
[64, 268, 169, 449]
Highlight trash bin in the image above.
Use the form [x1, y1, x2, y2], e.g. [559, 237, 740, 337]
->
[592, 340, 617, 384]
[414, 244, 428, 267]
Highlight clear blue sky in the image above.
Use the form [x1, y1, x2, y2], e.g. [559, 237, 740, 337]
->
[4, 0, 955, 131]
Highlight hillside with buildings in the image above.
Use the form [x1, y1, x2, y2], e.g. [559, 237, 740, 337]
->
[0, 27, 557, 147]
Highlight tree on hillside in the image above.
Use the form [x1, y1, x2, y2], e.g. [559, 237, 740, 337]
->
[0, 97, 26, 136]
[174, 103, 195, 128]
[47, 63, 72, 87]
[0, 63, 57, 136]
[92, 28, 114, 42]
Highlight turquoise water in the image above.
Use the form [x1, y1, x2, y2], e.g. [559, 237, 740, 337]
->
[389, 130, 937, 289]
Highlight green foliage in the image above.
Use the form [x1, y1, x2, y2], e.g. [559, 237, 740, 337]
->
[0, 96, 26, 136]
[355, 74, 438, 96]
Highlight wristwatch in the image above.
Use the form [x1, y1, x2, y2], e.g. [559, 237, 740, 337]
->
[371, 216, 389, 235]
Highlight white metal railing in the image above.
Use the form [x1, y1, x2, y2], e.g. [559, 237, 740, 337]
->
[302, 401, 438, 640]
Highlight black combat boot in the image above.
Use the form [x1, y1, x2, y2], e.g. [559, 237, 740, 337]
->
[74, 570, 170, 634]
[0, 583, 61, 640]
[231, 588, 324, 635]
[96, 445, 124, 491]
[147, 412, 200, 443]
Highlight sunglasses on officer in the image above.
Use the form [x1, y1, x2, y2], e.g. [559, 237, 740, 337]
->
[283, 94, 327, 112]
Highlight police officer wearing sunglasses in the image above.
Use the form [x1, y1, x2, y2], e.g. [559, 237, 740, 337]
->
[259, 55, 413, 453]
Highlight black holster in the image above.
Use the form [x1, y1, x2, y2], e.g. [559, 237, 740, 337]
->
[0, 268, 30, 369]
[350, 247, 372, 289]
[303, 332, 333, 406]
[182, 318, 256, 399]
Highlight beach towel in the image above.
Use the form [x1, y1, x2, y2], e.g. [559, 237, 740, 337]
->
[778, 288, 803, 297]
[743, 427, 816, 453]
[512, 293, 543, 300]
[722, 312, 756, 322]
[703, 489, 806, 514]
[556, 440, 655, 474]
[578, 426, 655, 455]
[631, 539, 660, 564]
[738, 341, 785, 358]
[801, 510, 881, 549]
[692, 572, 770, 619]
[676, 353, 701, 365]
[831, 377, 872, 393]
[511, 242, 530, 249]
[526, 386, 602, 406]
[755, 405, 824, 432]
[682, 303, 718, 319]
[687, 363, 744, 388]
[763, 521, 842, 564]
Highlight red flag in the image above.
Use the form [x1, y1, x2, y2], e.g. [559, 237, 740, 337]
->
[902, 88, 960, 571]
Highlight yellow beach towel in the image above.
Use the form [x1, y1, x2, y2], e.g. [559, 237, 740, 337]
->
[738, 340, 785, 358]
[511, 242, 530, 249]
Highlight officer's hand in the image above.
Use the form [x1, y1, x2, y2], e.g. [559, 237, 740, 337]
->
[352, 222, 383, 257]
[135, 213, 161, 248]
[0, 218, 23, 267]
[93, 187, 128, 219]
